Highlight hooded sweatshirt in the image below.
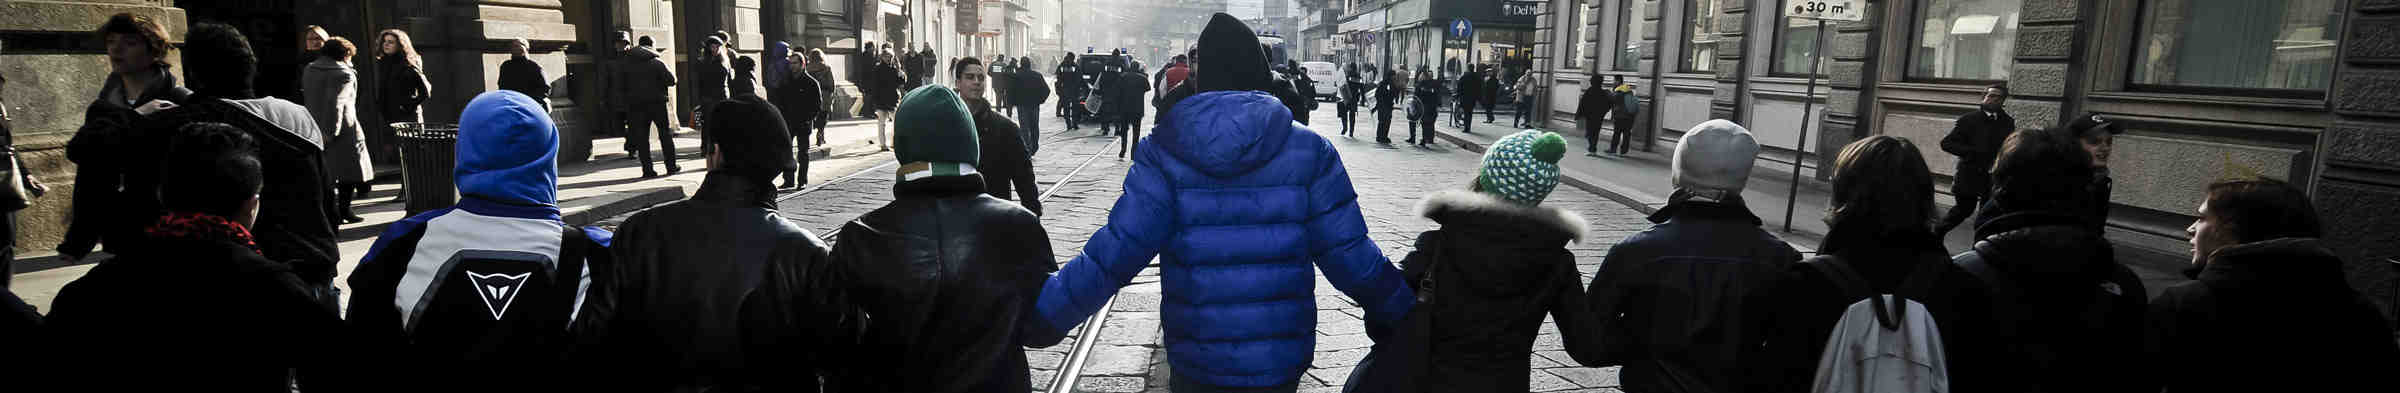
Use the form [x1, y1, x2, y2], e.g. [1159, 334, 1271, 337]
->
[345, 91, 612, 393]
[1033, 15, 1415, 388]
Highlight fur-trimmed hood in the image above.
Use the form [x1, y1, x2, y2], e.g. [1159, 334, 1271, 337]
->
[1416, 189, 1588, 243]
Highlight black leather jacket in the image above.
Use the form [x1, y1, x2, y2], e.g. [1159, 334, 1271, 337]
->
[827, 175, 1061, 393]
[578, 173, 847, 392]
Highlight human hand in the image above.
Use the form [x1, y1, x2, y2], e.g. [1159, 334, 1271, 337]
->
[134, 100, 178, 116]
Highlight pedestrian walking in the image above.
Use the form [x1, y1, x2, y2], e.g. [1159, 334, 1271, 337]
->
[617, 35, 681, 177]
[904, 43, 929, 90]
[59, 12, 189, 262]
[1012, 55, 1051, 155]
[870, 49, 905, 150]
[991, 56, 1015, 118]
[1411, 68, 1445, 146]
[1291, 61, 1320, 127]
[1511, 71, 1536, 128]
[1934, 84, 2013, 236]
[1090, 56, 1119, 135]
[769, 42, 822, 189]
[0, 41, 53, 287]
[1337, 63, 1362, 137]
[134, 22, 344, 307]
[1576, 80, 1616, 157]
[1386, 130, 1607, 392]
[1741, 135, 2001, 393]
[694, 36, 732, 155]
[499, 38, 550, 110]
[1032, 15, 1416, 393]
[2138, 178, 2400, 393]
[1269, 58, 1313, 126]
[1453, 65, 1481, 132]
[1483, 65, 1502, 124]
[2062, 113, 2122, 229]
[920, 43, 940, 87]
[1949, 127, 2148, 393]
[1608, 78, 1641, 154]
[377, 29, 431, 164]
[1374, 67, 1400, 144]
[302, 36, 374, 224]
[1112, 60, 1152, 158]
[1056, 52, 1083, 127]
[954, 57, 1043, 215]
[39, 122, 344, 392]
[806, 48, 836, 147]
[344, 91, 612, 393]
[1580, 119, 1802, 393]
[826, 85, 1059, 392]
[608, 31, 638, 159]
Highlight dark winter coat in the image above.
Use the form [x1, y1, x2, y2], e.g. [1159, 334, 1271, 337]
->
[1403, 190, 1606, 393]
[771, 69, 823, 141]
[1055, 62, 1086, 101]
[139, 97, 342, 286]
[613, 46, 677, 106]
[964, 96, 1041, 215]
[870, 62, 904, 111]
[580, 173, 846, 392]
[1456, 70, 1484, 103]
[1013, 67, 1051, 107]
[1741, 224, 2001, 393]
[303, 58, 374, 184]
[2137, 238, 2400, 393]
[498, 54, 550, 102]
[379, 57, 431, 123]
[1412, 79, 1447, 118]
[1034, 91, 1415, 387]
[1938, 108, 2014, 196]
[1581, 195, 1803, 393]
[40, 235, 345, 392]
[1374, 80, 1400, 111]
[693, 54, 731, 110]
[1109, 69, 1152, 123]
[1269, 77, 1311, 125]
[1951, 211, 2148, 393]
[60, 67, 190, 258]
[827, 174, 1058, 393]
[1576, 86, 1615, 127]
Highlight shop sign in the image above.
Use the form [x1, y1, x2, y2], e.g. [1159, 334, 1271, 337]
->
[955, 0, 980, 35]
[1785, 0, 1864, 22]
[1502, 1, 1542, 17]
[979, 1, 1005, 37]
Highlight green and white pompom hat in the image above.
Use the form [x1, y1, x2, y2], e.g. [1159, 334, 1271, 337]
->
[1476, 130, 1569, 206]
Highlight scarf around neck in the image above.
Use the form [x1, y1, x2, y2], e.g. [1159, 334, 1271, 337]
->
[146, 212, 260, 254]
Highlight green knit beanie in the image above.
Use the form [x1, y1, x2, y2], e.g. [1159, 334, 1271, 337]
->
[893, 85, 980, 167]
[1477, 130, 1567, 205]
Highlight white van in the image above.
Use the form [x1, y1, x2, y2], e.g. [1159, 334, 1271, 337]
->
[1300, 61, 1341, 102]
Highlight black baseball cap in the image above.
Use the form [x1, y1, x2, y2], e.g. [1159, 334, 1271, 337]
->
[2065, 113, 2124, 138]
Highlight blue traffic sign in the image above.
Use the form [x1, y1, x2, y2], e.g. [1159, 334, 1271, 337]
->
[1449, 18, 1473, 38]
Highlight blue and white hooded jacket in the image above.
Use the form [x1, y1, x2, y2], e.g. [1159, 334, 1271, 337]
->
[342, 91, 611, 392]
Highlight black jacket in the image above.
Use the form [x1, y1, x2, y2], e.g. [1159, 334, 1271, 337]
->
[1576, 87, 1616, 126]
[1270, 77, 1311, 124]
[612, 46, 677, 105]
[964, 97, 1042, 215]
[579, 174, 847, 392]
[1055, 62, 1086, 100]
[2138, 238, 2400, 393]
[1456, 71, 1483, 102]
[1741, 224, 2000, 393]
[1581, 195, 1803, 393]
[827, 175, 1061, 393]
[1110, 69, 1153, 122]
[870, 62, 904, 111]
[379, 57, 432, 121]
[693, 55, 731, 108]
[139, 98, 343, 286]
[1375, 81, 1400, 111]
[343, 197, 610, 393]
[1013, 68, 1051, 106]
[771, 71, 824, 139]
[1401, 190, 1605, 392]
[1952, 211, 2148, 393]
[1938, 109, 2013, 196]
[1412, 80, 1447, 117]
[60, 67, 190, 258]
[499, 54, 550, 101]
[40, 235, 346, 392]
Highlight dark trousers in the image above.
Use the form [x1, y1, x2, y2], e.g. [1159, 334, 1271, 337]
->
[784, 128, 815, 187]
[1453, 99, 1472, 127]
[628, 103, 679, 172]
[1513, 99, 1534, 127]
[1584, 119, 1604, 153]
[1117, 120, 1141, 158]
[1417, 110, 1438, 144]
[1611, 114, 1638, 154]
[1936, 189, 1985, 235]
[1374, 108, 1394, 143]
[617, 110, 637, 156]
[1336, 103, 1356, 135]
[1018, 104, 1045, 156]
[814, 109, 830, 146]
[1484, 100, 1498, 122]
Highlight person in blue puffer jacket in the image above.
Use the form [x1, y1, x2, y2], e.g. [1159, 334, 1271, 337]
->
[1034, 14, 1415, 393]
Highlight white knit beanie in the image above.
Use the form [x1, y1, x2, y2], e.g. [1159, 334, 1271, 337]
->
[1671, 119, 1761, 195]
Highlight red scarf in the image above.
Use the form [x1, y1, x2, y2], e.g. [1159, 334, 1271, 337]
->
[145, 212, 260, 254]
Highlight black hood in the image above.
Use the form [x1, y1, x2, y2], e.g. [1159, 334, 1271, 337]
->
[1195, 13, 1270, 93]
[2195, 238, 2352, 291]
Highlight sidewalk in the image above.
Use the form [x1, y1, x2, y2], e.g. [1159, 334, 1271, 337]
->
[8, 119, 895, 312]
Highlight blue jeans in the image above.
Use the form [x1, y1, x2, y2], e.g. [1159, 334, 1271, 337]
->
[1017, 103, 1043, 156]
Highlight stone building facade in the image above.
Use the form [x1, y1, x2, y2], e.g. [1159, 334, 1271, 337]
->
[1531, 0, 2400, 315]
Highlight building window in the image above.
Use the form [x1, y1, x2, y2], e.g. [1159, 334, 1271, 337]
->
[1682, 0, 1719, 72]
[1907, 0, 2019, 81]
[1565, 0, 1585, 69]
[1616, 0, 1644, 71]
[2132, 0, 2340, 95]
[1772, 0, 1827, 76]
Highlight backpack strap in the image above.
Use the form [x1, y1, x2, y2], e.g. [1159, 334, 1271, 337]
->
[1809, 256, 1902, 330]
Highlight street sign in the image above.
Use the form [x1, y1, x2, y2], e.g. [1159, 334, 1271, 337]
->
[1448, 18, 1474, 39]
[1502, 1, 1543, 17]
[955, 0, 979, 35]
[1785, 0, 1864, 22]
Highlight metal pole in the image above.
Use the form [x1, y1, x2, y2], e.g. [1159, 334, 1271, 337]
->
[1785, 19, 1826, 233]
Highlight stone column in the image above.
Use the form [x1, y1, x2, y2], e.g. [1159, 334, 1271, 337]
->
[1531, 0, 1555, 126]
[0, 0, 185, 255]
[456, 0, 583, 161]
[1636, 0, 1662, 152]
[2323, 0, 2400, 322]
[2003, 0, 2084, 132]
[1816, 0, 1880, 179]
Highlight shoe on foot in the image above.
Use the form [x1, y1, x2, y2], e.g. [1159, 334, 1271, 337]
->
[342, 214, 367, 224]
[642, 170, 660, 179]
[1586, 152, 1602, 157]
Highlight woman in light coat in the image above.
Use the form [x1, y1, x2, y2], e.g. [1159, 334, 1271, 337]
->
[304, 36, 373, 224]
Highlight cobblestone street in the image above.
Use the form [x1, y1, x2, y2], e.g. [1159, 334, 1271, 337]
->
[741, 104, 1655, 392]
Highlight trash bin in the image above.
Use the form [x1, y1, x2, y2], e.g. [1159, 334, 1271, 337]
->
[393, 122, 459, 215]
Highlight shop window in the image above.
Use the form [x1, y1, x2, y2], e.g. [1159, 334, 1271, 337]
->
[1772, 0, 1827, 76]
[1615, 0, 1644, 71]
[1907, 0, 2019, 81]
[2132, 0, 2340, 97]
[1682, 0, 1720, 72]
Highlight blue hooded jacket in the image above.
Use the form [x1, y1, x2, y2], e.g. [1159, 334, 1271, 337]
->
[1035, 90, 1414, 387]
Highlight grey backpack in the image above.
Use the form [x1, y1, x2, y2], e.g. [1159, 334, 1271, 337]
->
[1807, 256, 1951, 393]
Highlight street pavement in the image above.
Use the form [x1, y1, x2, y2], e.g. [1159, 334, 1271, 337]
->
[754, 102, 1653, 392]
